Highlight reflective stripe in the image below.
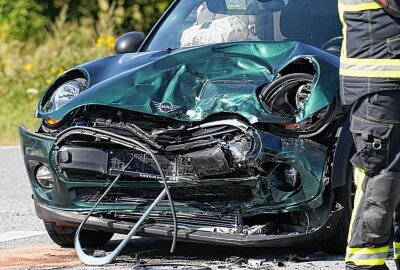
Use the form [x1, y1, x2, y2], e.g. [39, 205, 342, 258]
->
[346, 253, 388, 260]
[341, 58, 400, 66]
[340, 57, 400, 77]
[345, 246, 389, 266]
[344, 258, 387, 266]
[394, 242, 400, 259]
[347, 246, 390, 254]
[347, 167, 367, 243]
[340, 69, 400, 78]
[338, 1, 391, 79]
[341, 64, 400, 72]
[339, 0, 376, 4]
[338, 2, 382, 11]
[338, 5, 348, 66]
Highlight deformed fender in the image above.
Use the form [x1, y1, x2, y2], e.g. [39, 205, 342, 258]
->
[331, 114, 354, 188]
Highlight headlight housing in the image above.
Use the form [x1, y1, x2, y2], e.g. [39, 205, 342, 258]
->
[259, 73, 336, 134]
[43, 78, 87, 113]
[260, 73, 314, 118]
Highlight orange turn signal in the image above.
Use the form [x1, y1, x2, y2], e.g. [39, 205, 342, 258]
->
[44, 119, 61, 125]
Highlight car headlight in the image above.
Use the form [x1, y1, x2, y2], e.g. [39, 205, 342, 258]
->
[43, 78, 87, 113]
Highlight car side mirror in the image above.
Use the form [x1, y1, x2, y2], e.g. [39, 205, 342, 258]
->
[114, 31, 145, 54]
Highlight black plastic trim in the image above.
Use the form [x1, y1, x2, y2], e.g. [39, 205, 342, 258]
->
[139, 0, 180, 52]
[57, 145, 108, 175]
[35, 201, 344, 247]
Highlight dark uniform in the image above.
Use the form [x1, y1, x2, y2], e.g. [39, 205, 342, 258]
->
[339, 0, 400, 269]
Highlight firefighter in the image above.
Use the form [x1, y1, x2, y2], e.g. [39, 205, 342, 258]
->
[339, 0, 400, 269]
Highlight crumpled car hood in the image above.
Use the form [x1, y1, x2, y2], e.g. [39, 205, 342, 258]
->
[37, 41, 339, 123]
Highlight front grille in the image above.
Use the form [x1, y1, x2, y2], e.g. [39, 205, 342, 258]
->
[108, 149, 197, 179]
[116, 212, 237, 229]
[74, 185, 254, 213]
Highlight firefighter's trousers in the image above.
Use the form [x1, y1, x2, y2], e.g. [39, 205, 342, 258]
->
[346, 91, 400, 270]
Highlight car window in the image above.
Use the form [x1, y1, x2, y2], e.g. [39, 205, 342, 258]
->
[146, 0, 342, 52]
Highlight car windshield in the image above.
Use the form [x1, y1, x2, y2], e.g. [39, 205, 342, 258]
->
[146, 0, 342, 52]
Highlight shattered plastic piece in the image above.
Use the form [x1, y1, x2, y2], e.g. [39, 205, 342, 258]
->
[287, 252, 329, 262]
[274, 259, 285, 267]
[248, 258, 266, 267]
[225, 256, 247, 265]
[93, 250, 106, 258]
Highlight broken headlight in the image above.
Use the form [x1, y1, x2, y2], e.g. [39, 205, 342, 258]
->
[43, 78, 87, 113]
[260, 73, 313, 118]
[260, 73, 333, 133]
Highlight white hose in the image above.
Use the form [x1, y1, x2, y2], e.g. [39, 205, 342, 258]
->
[74, 188, 167, 265]
[74, 141, 177, 265]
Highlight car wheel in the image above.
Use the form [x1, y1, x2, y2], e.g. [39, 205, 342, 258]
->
[321, 159, 354, 254]
[44, 221, 114, 248]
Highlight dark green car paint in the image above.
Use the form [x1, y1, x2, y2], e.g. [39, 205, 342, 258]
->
[37, 41, 339, 123]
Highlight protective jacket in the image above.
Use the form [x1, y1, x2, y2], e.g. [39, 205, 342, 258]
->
[339, 0, 400, 105]
[340, 1, 400, 270]
[374, 0, 400, 18]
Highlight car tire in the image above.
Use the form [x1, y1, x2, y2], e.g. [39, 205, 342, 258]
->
[44, 221, 114, 248]
[321, 161, 353, 254]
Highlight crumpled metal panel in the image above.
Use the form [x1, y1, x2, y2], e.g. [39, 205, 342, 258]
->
[37, 41, 339, 123]
[247, 131, 327, 212]
[293, 58, 339, 121]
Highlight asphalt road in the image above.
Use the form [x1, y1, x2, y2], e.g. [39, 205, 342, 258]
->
[0, 147, 396, 269]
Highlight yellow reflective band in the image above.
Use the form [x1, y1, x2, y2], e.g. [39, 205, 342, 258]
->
[338, 2, 382, 11]
[339, 0, 376, 5]
[341, 58, 400, 66]
[338, 4, 347, 61]
[394, 242, 400, 259]
[346, 246, 390, 255]
[345, 258, 387, 266]
[340, 68, 400, 78]
[345, 246, 389, 266]
[347, 167, 367, 243]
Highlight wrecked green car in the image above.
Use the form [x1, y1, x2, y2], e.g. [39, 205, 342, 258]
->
[20, 0, 353, 252]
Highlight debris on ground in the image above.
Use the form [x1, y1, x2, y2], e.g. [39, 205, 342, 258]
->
[224, 256, 277, 269]
[286, 252, 330, 262]
[93, 250, 107, 258]
[274, 259, 286, 267]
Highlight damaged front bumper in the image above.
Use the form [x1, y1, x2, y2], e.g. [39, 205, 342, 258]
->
[35, 201, 343, 247]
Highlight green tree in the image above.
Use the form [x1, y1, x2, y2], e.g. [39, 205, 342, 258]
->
[0, 0, 47, 41]
[0, 0, 173, 42]
[123, 0, 173, 33]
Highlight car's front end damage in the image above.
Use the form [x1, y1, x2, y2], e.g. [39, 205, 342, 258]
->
[20, 41, 349, 248]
